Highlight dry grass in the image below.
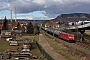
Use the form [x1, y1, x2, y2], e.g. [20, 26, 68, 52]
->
[43, 34, 77, 60]
[85, 30, 90, 35]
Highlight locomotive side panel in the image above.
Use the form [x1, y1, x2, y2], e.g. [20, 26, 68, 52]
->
[60, 32, 75, 41]
[68, 34, 74, 40]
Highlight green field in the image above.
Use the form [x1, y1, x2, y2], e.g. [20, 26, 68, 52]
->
[0, 40, 19, 53]
[0, 35, 44, 60]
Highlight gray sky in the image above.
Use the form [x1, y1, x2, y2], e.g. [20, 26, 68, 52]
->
[0, 0, 90, 20]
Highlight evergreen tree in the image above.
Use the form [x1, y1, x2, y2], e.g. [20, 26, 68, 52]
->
[27, 22, 34, 34]
[17, 22, 21, 30]
[2, 16, 8, 30]
[34, 23, 40, 35]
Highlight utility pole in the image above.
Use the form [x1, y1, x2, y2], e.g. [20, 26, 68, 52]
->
[52, 22, 55, 40]
[79, 21, 85, 42]
[11, 10, 12, 22]
[76, 22, 78, 41]
[14, 7, 16, 22]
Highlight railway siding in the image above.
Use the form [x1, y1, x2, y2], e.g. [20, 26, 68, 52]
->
[45, 32, 90, 59]
[57, 38, 90, 55]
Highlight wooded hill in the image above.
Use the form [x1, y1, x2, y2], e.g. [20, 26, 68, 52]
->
[52, 13, 90, 22]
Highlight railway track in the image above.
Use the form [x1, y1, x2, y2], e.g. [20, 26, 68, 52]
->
[42, 30, 90, 59]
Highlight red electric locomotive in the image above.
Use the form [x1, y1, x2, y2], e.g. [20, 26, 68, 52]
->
[60, 32, 74, 41]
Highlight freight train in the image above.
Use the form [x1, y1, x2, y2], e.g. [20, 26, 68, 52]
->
[41, 27, 75, 42]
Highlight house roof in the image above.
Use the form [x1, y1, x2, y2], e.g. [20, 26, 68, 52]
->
[0, 22, 21, 29]
[45, 21, 59, 27]
[52, 22, 58, 27]
[23, 38, 30, 44]
[12, 22, 19, 27]
[1, 30, 12, 32]
[0, 24, 3, 29]
[45, 22, 50, 26]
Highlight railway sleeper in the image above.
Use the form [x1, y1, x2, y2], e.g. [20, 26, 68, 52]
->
[43, 30, 90, 59]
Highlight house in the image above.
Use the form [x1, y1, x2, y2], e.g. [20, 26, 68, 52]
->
[12, 30, 22, 36]
[45, 21, 59, 28]
[0, 23, 3, 29]
[52, 22, 59, 28]
[1, 30, 12, 36]
[1, 30, 12, 40]
[9, 41, 18, 46]
[22, 38, 31, 51]
[6, 38, 12, 41]
[45, 22, 51, 27]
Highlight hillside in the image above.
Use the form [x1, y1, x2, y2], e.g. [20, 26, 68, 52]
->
[52, 13, 90, 22]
